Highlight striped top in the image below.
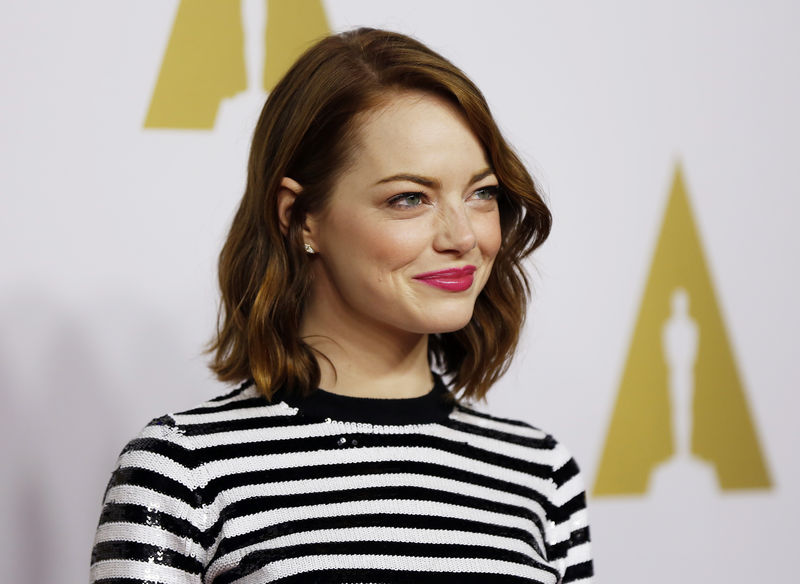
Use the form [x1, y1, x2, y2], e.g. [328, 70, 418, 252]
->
[90, 376, 594, 583]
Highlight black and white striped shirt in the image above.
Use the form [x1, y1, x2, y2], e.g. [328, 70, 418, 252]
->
[90, 376, 594, 583]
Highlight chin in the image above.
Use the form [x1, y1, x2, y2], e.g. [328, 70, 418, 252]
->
[420, 312, 474, 335]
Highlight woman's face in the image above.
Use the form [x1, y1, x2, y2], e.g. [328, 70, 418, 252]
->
[304, 91, 502, 337]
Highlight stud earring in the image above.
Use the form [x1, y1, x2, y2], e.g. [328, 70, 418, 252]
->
[304, 243, 316, 254]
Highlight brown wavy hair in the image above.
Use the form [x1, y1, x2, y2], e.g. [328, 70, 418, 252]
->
[208, 27, 551, 402]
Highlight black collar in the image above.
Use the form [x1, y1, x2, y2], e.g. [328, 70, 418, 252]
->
[272, 374, 455, 425]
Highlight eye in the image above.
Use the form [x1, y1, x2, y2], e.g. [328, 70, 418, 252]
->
[471, 185, 500, 201]
[388, 192, 426, 209]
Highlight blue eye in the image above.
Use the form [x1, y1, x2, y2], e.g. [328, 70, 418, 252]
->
[473, 185, 500, 200]
[388, 192, 425, 208]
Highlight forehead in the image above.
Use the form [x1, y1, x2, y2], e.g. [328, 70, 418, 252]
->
[347, 91, 487, 175]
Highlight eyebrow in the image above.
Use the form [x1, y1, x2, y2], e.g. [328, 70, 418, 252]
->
[373, 167, 495, 189]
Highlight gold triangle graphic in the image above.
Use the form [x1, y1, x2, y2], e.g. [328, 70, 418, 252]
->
[593, 164, 771, 495]
[144, 0, 246, 129]
[264, 0, 330, 91]
[144, 0, 329, 130]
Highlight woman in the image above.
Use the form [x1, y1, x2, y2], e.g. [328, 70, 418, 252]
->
[90, 28, 594, 583]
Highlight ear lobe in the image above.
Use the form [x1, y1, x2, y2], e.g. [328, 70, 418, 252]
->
[276, 177, 304, 236]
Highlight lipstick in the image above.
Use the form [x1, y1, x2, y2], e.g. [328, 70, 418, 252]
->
[413, 265, 476, 292]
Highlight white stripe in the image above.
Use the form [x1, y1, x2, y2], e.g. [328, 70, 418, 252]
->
[93, 522, 204, 559]
[206, 526, 547, 583]
[182, 418, 562, 470]
[552, 471, 585, 507]
[135, 423, 181, 441]
[451, 408, 549, 440]
[229, 553, 559, 584]
[199, 446, 552, 507]
[172, 402, 296, 426]
[427, 423, 561, 466]
[103, 484, 206, 531]
[189, 386, 259, 409]
[567, 540, 592, 565]
[90, 558, 196, 584]
[116, 450, 203, 489]
[207, 470, 548, 539]
[214, 470, 548, 511]
[224, 498, 540, 541]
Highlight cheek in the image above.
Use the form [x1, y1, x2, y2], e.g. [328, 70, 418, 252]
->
[359, 222, 431, 276]
[476, 213, 503, 260]
[329, 216, 430, 283]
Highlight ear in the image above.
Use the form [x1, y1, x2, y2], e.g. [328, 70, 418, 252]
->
[276, 177, 304, 237]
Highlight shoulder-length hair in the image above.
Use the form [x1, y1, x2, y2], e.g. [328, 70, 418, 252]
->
[208, 27, 551, 402]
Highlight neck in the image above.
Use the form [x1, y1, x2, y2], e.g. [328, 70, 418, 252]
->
[300, 291, 433, 399]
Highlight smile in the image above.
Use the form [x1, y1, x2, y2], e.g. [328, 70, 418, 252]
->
[413, 265, 477, 292]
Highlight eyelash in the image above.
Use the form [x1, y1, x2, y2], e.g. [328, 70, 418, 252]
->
[387, 186, 500, 209]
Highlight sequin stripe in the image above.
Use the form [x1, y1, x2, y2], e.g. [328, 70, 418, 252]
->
[213, 484, 546, 536]
[205, 500, 549, 577]
[171, 416, 563, 471]
[212, 542, 561, 584]
[198, 457, 554, 507]
[96, 501, 205, 545]
[120, 435, 198, 467]
[544, 492, 589, 556]
[550, 452, 580, 487]
[443, 418, 554, 449]
[563, 560, 594, 583]
[449, 407, 550, 439]
[90, 578, 160, 584]
[210, 526, 549, 579]
[452, 402, 537, 428]
[91, 539, 202, 573]
[221, 553, 562, 584]
[174, 410, 317, 436]
[208, 380, 254, 402]
[558, 491, 588, 525]
[201, 469, 553, 536]
[179, 396, 272, 416]
[90, 557, 200, 583]
[192, 432, 555, 480]
[271, 569, 539, 583]
[196, 448, 557, 522]
[569, 525, 590, 545]
[210, 513, 544, 565]
[104, 466, 201, 507]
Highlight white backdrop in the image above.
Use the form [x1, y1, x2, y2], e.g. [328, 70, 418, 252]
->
[1, 1, 798, 582]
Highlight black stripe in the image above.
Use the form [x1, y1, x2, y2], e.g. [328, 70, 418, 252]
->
[208, 380, 253, 402]
[214, 541, 560, 584]
[210, 512, 548, 566]
[552, 457, 580, 488]
[199, 458, 553, 511]
[276, 566, 544, 584]
[178, 396, 271, 415]
[274, 570, 539, 584]
[178, 411, 318, 436]
[93, 579, 159, 584]
[570, 525, 591, 547]
[444, 418, 554, 449]
[91, 540, 202, 573]
[564, 560, 594, 581]
[215, 484, 544, 530]
[97, 502, 205, 546]
[121, 436, 196, 467]
[453, 403, 537, 428]
[193, 432, 553, 481]
[560, 492, 587, 521]
[105, 467, 201, 508]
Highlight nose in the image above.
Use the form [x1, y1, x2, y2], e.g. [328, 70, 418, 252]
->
[432, 201, 477, 255]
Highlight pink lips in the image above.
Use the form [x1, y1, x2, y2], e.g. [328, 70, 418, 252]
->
[413, 265, 477, 292]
